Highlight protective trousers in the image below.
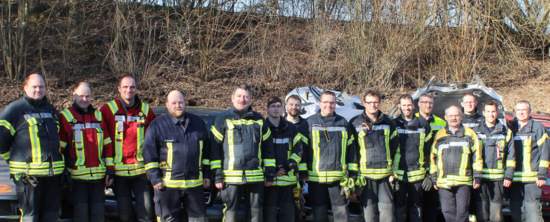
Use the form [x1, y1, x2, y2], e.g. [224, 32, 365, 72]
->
[309, 182, 349, 222]
[359, 178, 394, 222]
[473, 181, 503, 222]
[438, 185, 471, 222]
[70, 181, 105, 222]
[423, 188, 441, 222]
[114, 175, 155, 222]
[509, 182, 543, 222]
[15, 175, 61, 222]
[221, 183, 264, 222]
[264, 185, 295, 222]
[157, 186, 206, 222]
[394, 181, 422, 222]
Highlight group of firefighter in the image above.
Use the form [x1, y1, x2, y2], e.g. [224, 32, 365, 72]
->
[0, 73, 548, 222]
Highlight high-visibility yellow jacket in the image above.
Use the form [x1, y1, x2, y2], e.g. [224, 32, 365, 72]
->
[430, 125, 483, 189]
[509, 118, 550, 183]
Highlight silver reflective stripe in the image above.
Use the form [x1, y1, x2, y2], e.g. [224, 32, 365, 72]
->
[449, 142, 469, 147]
[478, 134, 487, 139]
[488, 135, 505, 140]
[372, 125, 390, 130]
[24, 113, 54, 120]
[514, 135, 530, 141]
[114, 115, 144, 122]
[72, 123, 102, 130]
[274, 138, 290, 144]
[431, 125, 444, 130]
[439, 144, 449, 149]
[312, 126, 346, 132]
[397, 128, 425, 134]
[463, 123, 479, 128]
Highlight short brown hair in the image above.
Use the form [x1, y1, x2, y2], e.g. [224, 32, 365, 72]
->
[482, 100, 499, 111]
[267, 96, 283, 107]
[233, 84, 253, 97]
[363, 90, 381, 102]
[286, 95, 301, 104]
[398, 94, 413, 104]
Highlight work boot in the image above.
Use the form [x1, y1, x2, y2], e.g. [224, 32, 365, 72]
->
[394, 207, 405, 222]
[379, 203, 395, 222]
[312, 206, 329, 222]
[331, 205, 350, 222]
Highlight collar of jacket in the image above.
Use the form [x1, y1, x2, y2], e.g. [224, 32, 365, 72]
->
[168, 112, 188, 126]
[396, 115, 420, 130]
[362, 110, 384, 124]
[416, 113, 436, 123]
[445, 124, 465, 137]
[479, 119, 505, 135]
[464, 112, 482, 121]
[24, 94, 48, 107]
[267, 117, 288, 131]
[72, 102, 95, 115]
[283, 114, 304, 125]
[513, 117, 535, 133]
[315, 110, 337, 123]
[230, 105, 254, 118]
[118, 95, 142, 110]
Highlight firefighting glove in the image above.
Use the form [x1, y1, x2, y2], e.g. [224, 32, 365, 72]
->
[389, 175, 399, 192]
[422, 176, 433, 191]
[340, 177, 355, 198]
[61, 169, 73, 192]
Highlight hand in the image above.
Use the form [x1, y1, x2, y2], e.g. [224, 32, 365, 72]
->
[503, 179, 512, 188]
[301, 178, 308, 185]
[434, 182, 439, 190]
[203, 179, 211, 188]
[105, 176, 113, 187]
[265, 180, 273, 187]
[275, 165, 287, 176]
[536, 178, 546, 187]
[473, 179, 480, 189]
[153, 182, 164, 190]
[215, 182, 224, 190]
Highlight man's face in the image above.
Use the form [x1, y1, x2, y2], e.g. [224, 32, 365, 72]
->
[399, 98, 414, 117]
[166, 91, 186, 119]
[24, 74, 46, 100]
[461, 95, 478, 114]
[231, 88, 252, 112]
[118, 77, 137, 102]
[363, 95, 380, 116]
[319, 94, 336, 116]
[285, 98, 301, 117]
[267, 102, 283, 119]
[483, 105, 498, 125]
[445, 106, 463, 128]
[515, 103, 531, 122]
[418, 96, 434, 116]
[73, 85, 93, 110]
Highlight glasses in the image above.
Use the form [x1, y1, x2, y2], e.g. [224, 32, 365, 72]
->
[364, 101, 379, 105]
[419, 101, 433, 104]
[268, 104, 282, 108]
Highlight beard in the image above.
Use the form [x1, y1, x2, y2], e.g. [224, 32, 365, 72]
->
[287, 109, 299, 117]
[169, 109, 185, 119]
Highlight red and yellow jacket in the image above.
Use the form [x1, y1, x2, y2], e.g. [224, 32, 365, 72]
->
[59, 104, 114, 181]
[99, 97, 155, 177]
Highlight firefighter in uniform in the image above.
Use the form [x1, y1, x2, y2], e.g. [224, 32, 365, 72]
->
[0, 73, 65, 222]
[349, 90, 398, 222]
[143, 90, 210, 222]
[509, 100, 549, 222]
[58, 82, 114, 222]
[99, 76, 156, 222]
[416, 93, 446, 222]
[210, 84, 276, 222]
[264, 96, 303, 222]
[461, 93, 483, 129]
[472, 100, 515, 222]
[392, 94, 431, 222]
[430, 105, 483, 222]
[298, 91, 356, 222]
[284, 94, 306, 222]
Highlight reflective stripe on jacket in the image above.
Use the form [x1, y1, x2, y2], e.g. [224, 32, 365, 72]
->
[392, 115, 432, 182]
[350, 111, 397, 180]
[99, 97, 155, 177]
[430, 125, 483, 189]
[462, 113, 483, 129]
[509, 118, 550, 183]
[59, 105, 114, 181]
[298, 111, 356, 183]
[210, 106, 275, 184]
[0, 96, 64, 177]
[473, 120, 515, 181]
[143, 113, 210, 189]
[267, 119, 302, 186]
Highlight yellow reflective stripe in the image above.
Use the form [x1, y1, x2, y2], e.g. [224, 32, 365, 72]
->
[418, 130, 426, 170]
[199, 140, 203, 168]
[347, 134, 354, 146]
[107, 101, 118, 114]
[75, 130, 86, 166]
[299, 133, 309, 145]
[104, 137, 112, 145]
[114, 120, 123, 163]
[167, 142, 173, 169]
[0, 120, 15, 135]
[60, 141, 68, 148]
[9, 161, 65, 175]
[202, 159, 210, 166]
[348, 163, 358, 171]
[524, 139, 532, 172]
[264, 159, 276, 167]
[145, 162, 158, 170]
[223, 170, 264, 183]
[384, 129, 392, 172]
[312, 129, 320, 172]
[289, 153, 301, 163]
[506, 129, 513, 143]
[164, 173, 203, 188]
[210, 126, 224, 141]
[0, 151, 10, 160]
[263, 128, 271, 141]
[537, 133, 548, 147]
[540, 160, 550, 168]
[459, 145, 469, 176]
[513, 171, 538, 182]
[136, 121, 144, 162]
[308, 170, 345, 182]
[211, 160, 221, 169]
[26, 118, 41, 163]
[390, 130, 397, 139]
[68, 167, 106, 180]
[506, 160, 516, 167]
[105, 157, 114, 166]
[341, 130, 347, 170]
[227, 121, 235, 171]
[358, 130, 367, 171]
[293, 135, 301, 146]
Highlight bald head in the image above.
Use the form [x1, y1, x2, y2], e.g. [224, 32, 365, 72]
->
[24, 73, 47, 100]
[73, 82, 93, 110]
[166, 90, 186, 119]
